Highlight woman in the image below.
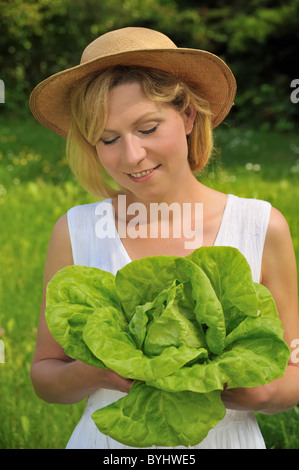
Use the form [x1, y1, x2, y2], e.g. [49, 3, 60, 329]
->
[30, 27, 299, 449]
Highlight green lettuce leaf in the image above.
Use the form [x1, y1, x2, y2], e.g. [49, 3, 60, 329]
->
[83, 305, 208, 381]
[147, 277, 290, 393]
[116, 255, 226, 354]
[92, 381, 226, 448]
[45, 265, 120, 368]
[45, 246, 290, 448]
[186, 247, 259, 334]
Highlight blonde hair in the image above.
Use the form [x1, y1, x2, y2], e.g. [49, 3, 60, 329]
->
[67, 66, 213, 198]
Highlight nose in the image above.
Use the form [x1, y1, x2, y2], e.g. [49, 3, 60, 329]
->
[122, 134, 146, 167]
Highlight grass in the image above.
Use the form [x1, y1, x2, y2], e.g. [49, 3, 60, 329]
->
[0, 114, 298, 449]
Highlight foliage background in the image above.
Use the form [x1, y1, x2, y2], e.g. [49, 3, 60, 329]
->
[0, 0, 298, 449]
[1, 0, 299, 130]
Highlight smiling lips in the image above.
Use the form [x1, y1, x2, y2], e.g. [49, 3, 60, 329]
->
[127, 165, 160, 181]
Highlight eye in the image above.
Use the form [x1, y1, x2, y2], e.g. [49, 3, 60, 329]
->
[100, 136, 119, 146]
[140, 124, 159, 135]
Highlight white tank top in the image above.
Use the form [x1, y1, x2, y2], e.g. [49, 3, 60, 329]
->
[65, 193, 271, 449]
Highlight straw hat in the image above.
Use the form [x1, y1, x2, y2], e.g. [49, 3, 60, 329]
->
[30, 26, 236, 138]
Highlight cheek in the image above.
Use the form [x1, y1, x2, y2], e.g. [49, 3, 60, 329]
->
[95, 144, 125, 186]
[160, 123, 189, 160]
[95, 144, 115, 171]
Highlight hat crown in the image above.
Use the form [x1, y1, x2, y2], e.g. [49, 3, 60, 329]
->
[80, 27, 177, 64]
[30, 26, 236, 138]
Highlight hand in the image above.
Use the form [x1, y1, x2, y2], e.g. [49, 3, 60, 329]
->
[96, 368, 134, 394]
[75, 360, 133, 394]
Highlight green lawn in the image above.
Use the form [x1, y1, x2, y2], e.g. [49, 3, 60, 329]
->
[0, 114, 298, 449]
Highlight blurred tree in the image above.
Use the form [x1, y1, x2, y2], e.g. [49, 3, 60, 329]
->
[0, 0, 298, 129]
[208, 1, 299, 129]
[171, 0, 299, 129]
[0, 0, 202, 113]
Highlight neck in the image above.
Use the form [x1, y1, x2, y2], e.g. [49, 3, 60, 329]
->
[113, 176, 208, 228]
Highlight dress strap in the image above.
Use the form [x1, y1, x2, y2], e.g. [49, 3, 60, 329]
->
[214, 194, 271, 283]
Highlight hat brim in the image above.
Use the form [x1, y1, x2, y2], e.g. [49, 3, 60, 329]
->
[29, 48, 236, 138]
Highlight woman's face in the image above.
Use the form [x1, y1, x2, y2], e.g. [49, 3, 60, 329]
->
[95, 82, 196, 203]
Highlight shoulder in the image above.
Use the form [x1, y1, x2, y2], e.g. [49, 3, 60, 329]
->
[51, 212, 70, 241]
[265, 206, 291, 240]
[49, 213, 73, 256]
[264, 206, 293, 256]
[45, 213, 74, 285]
[262, 206, 296, 285]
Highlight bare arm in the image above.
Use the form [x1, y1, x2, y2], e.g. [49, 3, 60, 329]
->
[30, 214, 132, 404]
[222, 207, 299, 414]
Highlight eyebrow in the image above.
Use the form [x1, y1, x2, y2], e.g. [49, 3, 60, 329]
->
[103, 111, 161, 133]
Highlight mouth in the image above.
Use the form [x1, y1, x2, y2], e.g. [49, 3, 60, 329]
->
[127, 165, 160, 181]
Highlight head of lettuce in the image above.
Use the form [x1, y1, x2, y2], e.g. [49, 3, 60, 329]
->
[45, 246, 290, 447]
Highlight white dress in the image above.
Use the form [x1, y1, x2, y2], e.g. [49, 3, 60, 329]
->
[65, 193, 271, 449]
